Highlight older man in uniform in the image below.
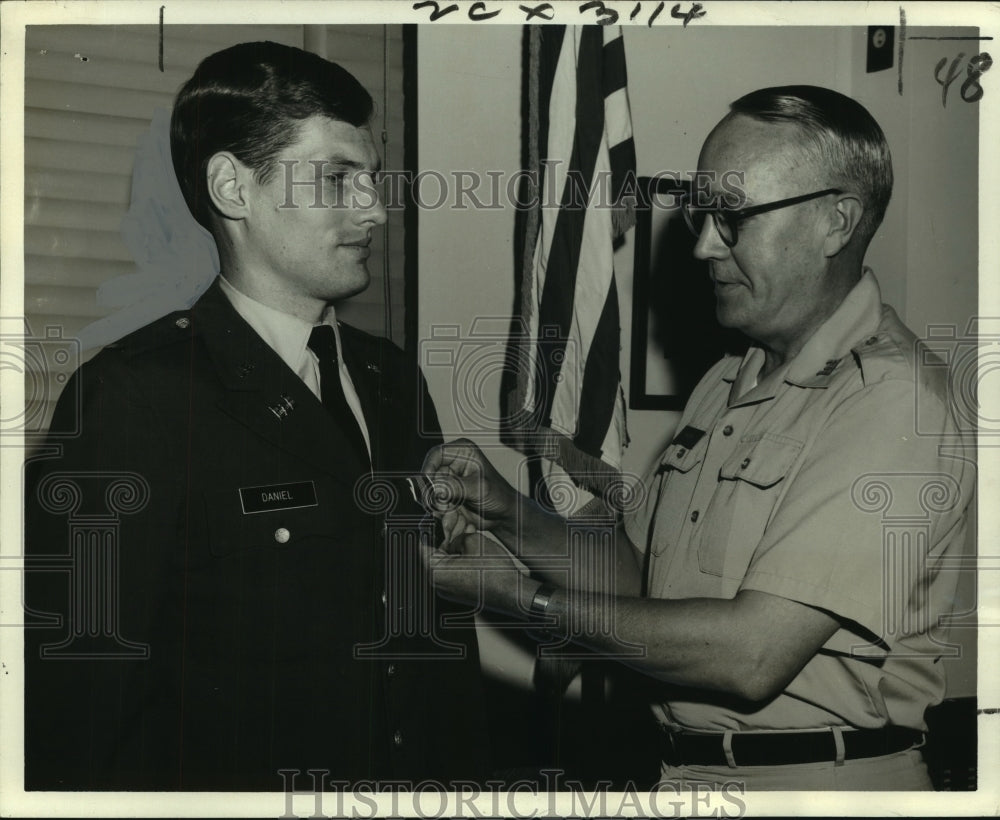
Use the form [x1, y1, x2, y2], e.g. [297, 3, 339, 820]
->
[24, 41, 488, 790]
[421, 86, 974, 790]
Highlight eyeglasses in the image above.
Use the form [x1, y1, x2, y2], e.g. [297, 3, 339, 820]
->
[681, 188, 844, 248]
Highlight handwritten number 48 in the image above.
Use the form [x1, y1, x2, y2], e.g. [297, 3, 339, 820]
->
[934, 52, 992, 107]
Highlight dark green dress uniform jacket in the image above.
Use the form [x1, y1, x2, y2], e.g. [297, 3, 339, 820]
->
[24, 280, 489, 790]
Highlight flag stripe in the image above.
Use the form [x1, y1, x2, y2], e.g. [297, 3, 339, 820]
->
[504, 24, 636, 495]
[535, 25, 564, 185]
[535, 26, 605, 427]
[601, 31, 628, 96]
[609, 137, 636, 182]
[575, 274, 621, 456]
[605, 88, 634, 153]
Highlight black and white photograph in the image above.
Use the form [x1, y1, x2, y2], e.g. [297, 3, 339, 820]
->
[0, 1, 996, 816]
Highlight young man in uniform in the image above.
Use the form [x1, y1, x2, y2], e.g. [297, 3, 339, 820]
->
[25, 41, 488, 791]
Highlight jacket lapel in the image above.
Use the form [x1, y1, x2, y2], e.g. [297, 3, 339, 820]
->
[338, 328, 384, 470]
[191, 282, 371, 483]
[339, 328, 432, 521]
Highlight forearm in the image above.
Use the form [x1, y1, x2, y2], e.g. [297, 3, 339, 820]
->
[522, 584, 835, 702]
[493, 507, 644, 596]
[426, 529, 837, 701]
[541, 587, 759, 697]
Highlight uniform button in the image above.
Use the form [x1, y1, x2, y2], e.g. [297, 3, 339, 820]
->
[387, 663, 396, 677]
[393, 729, 403, 747]
[676, 448, 686, 458]
[175, 317, 190, 329]
[690, 510, 699, 523]
[740, 457, 751, 469]
[722, 425, 734, 437]
[380, 590, 387, 606]
[274, 527, 290, 544]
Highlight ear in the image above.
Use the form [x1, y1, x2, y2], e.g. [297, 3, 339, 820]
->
[822, 194, 865, 257]
[206, 152, 251, 221]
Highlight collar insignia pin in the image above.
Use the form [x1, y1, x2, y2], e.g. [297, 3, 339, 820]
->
[268, 394, 296, 420]
[816, 358, 840, 377]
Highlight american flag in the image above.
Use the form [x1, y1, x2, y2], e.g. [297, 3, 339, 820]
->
[504, 24, 636, 508]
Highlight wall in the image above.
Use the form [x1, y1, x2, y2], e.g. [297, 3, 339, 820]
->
[417, 25, 530, 689]
[848, 26, 981, 697]
[417, 25, 525, 484]
[417, 24, 979, 696]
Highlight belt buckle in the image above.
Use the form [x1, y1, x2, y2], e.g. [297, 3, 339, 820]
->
[722, 730, 737, 768]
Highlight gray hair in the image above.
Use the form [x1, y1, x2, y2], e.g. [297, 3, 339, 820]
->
[729, 85, 893, 248]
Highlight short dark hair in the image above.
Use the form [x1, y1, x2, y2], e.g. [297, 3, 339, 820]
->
[170, 41, 374, 229]
[729, 85, 893, 248]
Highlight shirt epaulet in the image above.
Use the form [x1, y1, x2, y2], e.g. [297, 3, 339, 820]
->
[107, 311, 197, 358]
[850, 330, 912, 388]
[338, 321, 401, 356]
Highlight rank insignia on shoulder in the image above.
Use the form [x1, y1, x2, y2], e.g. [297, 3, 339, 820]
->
[815, 358, 840, 377]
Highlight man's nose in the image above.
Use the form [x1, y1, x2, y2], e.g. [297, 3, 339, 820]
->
[692, 214, 730, 261]
[365, 194, 388, 227]
[356, 178, 388, 227]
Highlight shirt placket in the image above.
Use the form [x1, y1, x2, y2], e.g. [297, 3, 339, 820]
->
[658, 399, 766, 597]
[684, 409, 746, 560]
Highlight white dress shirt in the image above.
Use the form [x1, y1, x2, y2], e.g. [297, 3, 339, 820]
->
[218, 275, 372, 458]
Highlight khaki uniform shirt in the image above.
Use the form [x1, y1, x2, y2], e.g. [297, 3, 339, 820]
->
[625, 272, 974, 733]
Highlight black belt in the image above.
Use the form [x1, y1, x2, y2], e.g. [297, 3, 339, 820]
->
[660, 726, 924, 767]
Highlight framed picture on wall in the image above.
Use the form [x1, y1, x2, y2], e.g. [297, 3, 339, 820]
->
[629, 175, 745, 411]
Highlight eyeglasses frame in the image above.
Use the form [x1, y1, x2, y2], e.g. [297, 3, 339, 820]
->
[681, 187, 846, 248]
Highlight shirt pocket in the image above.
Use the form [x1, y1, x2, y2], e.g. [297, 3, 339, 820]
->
[649, 435, 709, 558]
[695, 433, 802, 580]
[199, 477, 363, 560]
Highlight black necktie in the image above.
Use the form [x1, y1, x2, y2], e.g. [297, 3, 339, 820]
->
[308, 325, 370, 465]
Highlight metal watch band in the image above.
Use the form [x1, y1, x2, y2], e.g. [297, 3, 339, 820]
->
[529, 582, 558, 616]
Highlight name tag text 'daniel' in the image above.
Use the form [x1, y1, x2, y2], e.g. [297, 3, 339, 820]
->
[239, 481, 319, 515]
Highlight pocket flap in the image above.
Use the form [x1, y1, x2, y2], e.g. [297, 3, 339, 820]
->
[659, 436, 708, 474]
[718, 435, 801, 488]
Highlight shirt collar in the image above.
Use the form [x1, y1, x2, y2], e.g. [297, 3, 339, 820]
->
[722, 269, 883, 406]
[785, 268, 882, 387]
[728, 347, 766, 402]
[218, 275, 339, 373]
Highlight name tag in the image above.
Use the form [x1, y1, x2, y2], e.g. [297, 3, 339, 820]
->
[671, 425, 706, 450]
[239, 481, 318, 514]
